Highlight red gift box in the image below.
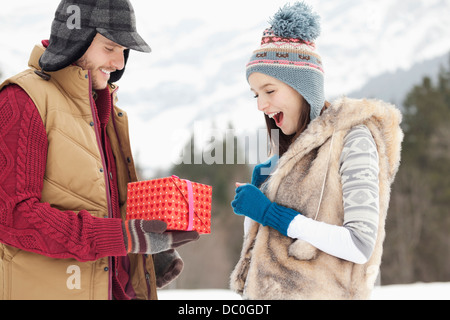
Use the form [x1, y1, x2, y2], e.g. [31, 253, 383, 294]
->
[126, 175, 212, 234]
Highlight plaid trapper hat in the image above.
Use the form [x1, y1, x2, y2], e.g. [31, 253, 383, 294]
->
[39, 0, 150, 74]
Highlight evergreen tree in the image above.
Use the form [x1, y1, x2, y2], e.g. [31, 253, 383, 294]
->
[167, 123, 253, 289]
[382, 54, 450, 284]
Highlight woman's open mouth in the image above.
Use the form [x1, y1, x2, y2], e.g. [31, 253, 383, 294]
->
[268, 111, 284, 127]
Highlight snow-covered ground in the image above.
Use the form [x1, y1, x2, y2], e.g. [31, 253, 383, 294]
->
[158, 282, 450, 300]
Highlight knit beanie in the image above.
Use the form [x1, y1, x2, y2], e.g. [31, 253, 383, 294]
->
[246, 2, 325, 121]
[39, 0, 151, 82]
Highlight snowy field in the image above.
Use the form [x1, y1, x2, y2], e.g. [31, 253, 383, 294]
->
[158, 282, 450, 300]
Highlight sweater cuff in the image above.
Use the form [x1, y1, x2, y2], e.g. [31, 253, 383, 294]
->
[264, 203, 300, 236]
[93, 218, 128, 257]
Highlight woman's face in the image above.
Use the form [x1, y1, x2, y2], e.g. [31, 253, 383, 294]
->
[249, 72, 306, 136]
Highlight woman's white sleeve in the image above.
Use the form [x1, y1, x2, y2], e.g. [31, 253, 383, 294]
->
[244, 216, 254, 236]
[287, 125, 380, 264]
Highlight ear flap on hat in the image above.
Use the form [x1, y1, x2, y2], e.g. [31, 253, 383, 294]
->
[39, 26, 97, 72]
[109, 49, 130, 83]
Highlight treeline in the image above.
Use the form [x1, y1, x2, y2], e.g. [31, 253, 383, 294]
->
[381, 55, 450, 284]
[162, 127, 253, 288]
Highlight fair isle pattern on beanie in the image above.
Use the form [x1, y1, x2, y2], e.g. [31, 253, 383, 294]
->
[246, 2, 325, 121]
[248, 28, 324, 75]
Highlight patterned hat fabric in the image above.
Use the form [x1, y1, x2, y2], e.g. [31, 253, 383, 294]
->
[246, 2, 325, 121]
[39, 0, 150, 73]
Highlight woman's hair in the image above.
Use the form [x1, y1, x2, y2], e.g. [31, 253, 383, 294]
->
[265, 100, 330, 156]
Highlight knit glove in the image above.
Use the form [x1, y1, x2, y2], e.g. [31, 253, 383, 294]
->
[153, 249, 184, 288]
[251, 155, 279, 187]
[231, 184, 300, 236]
[122, 220, 199, 255]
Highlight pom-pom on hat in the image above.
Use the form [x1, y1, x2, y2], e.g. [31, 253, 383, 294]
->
[247, 2, 325, 121]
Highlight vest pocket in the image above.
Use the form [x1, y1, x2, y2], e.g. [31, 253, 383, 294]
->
[1, 244, 100, 300]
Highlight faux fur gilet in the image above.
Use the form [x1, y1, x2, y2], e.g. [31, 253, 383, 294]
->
[230, 97, 403, 300]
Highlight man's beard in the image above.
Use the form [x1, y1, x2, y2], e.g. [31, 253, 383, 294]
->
[75, 57, 108, 90]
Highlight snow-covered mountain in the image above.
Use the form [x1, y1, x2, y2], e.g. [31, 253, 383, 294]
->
[1, 0, 450, 176]
[350, 53, 449, 106]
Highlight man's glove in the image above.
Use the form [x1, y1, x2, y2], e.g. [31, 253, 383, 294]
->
[231, 184, 299, 236]
[122, 220, 199, 255]
[153, 249, 184, 288]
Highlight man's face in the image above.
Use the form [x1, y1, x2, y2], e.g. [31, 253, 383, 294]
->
[76, 33, 127, 90]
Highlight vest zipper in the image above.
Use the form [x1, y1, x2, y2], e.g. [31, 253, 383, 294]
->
[87, 71, 113, 300]
[109, 85, 152, 300]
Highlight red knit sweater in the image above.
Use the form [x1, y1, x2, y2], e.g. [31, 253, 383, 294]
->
[0, 84, 132, 299]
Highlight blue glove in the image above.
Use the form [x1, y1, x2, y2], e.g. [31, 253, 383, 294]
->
[251, 155, 279, 187]
[231, 184, 300, 236]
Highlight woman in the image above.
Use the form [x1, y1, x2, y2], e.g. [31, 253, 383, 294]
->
[230, 2, 403, 300]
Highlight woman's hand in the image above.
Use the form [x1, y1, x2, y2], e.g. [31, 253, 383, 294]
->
[231, 183, 300, 236]
[232, 184, 272, 224]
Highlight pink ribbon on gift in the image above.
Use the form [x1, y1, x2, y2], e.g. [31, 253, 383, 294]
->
[186, 179, 194, 231]
[172, 175, 194, 231]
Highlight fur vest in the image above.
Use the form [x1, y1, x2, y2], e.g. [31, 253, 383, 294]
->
[230, 97, 403, 300]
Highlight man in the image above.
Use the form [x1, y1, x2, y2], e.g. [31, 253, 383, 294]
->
[0, 0, 198, 300]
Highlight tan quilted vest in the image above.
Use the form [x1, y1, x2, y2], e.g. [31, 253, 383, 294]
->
[0, 45, 157, 300]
